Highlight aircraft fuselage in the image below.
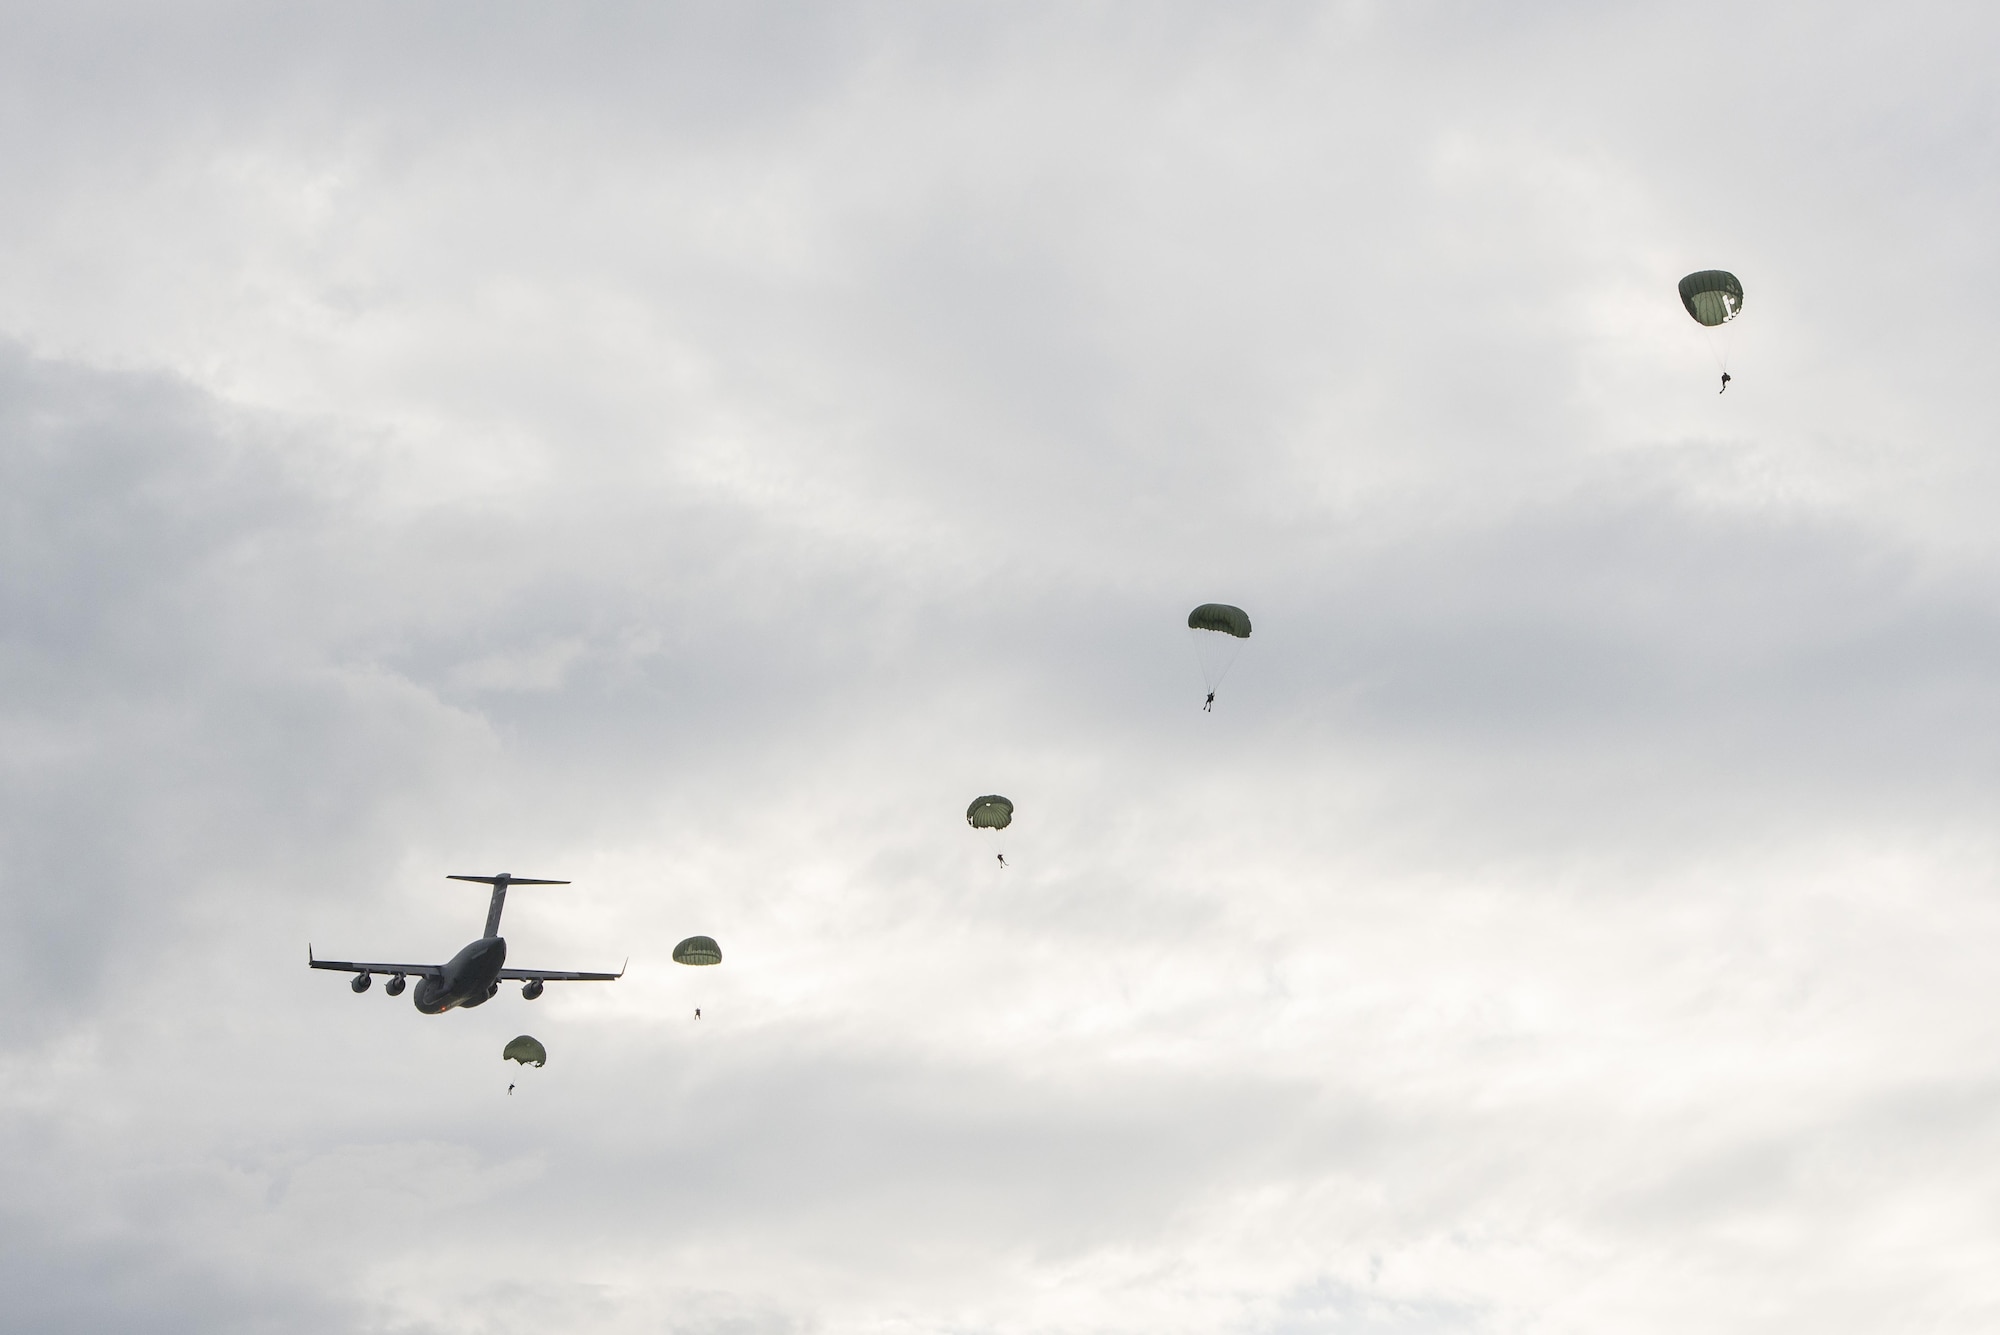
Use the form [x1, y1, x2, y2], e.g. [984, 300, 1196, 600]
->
[413, 936, 508, 1013]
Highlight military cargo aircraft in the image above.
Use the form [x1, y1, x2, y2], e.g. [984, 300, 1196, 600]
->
[310, 873, 624, 1013]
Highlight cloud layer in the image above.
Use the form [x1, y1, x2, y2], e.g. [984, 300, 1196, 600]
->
[4, 3, 2000, 1331]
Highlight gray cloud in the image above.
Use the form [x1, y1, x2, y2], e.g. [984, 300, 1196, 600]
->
[5, 3, 2000, 1332]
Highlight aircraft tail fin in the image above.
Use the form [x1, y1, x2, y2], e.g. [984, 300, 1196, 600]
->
[447, 874, 571, 938]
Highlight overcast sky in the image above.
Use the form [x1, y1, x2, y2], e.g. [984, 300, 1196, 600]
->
[4, 2, 2000, 1331]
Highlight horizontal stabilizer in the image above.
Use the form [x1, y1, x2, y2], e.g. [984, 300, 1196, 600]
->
[447, 874, 570, 886]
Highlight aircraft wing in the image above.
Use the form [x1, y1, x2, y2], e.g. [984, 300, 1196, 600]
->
[499, 962, 626, 982]
[309, 948, 441, 976]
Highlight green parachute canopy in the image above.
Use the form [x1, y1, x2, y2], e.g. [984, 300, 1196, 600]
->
[966, 795, 1014, 830]
[673, 935, 723, 966]
[503, 1035, 546, 1067]
[1187, 603, 1252, 638]
[1188, 603, 1252, 696]
[1678, 270, 1744, 327]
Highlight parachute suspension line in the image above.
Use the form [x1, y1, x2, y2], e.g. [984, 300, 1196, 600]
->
[1692, 321, 1723, 372]
[1708, 319, 1737, 375]
[1188, 628, 1245, 693]
[1689, 312, 1735, 376]
[1721, 315, 1743, 375]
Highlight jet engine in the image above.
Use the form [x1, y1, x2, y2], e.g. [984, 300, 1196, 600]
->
[521, 979, 544, 1000]
[413, 974, 447, 1013]
[487, 981, 501, 998]
[350, 972, 372, 993]
[384, 974, 407, 996]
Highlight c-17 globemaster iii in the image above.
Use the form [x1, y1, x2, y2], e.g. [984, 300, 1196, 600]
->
[310, 873, 624, 1013]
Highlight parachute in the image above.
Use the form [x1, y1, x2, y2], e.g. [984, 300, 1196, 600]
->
[965, 795, 1014, 830]
[966, 795, 1014, 866]
[503, 1035, 547, 1067]
[1679, 270, 1745, 389]
[1188, 604, 1252, 637]
[1187, 603, 1252, 704]
[673, 935, 723, 966]
[1678, 270, 1744, 327]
